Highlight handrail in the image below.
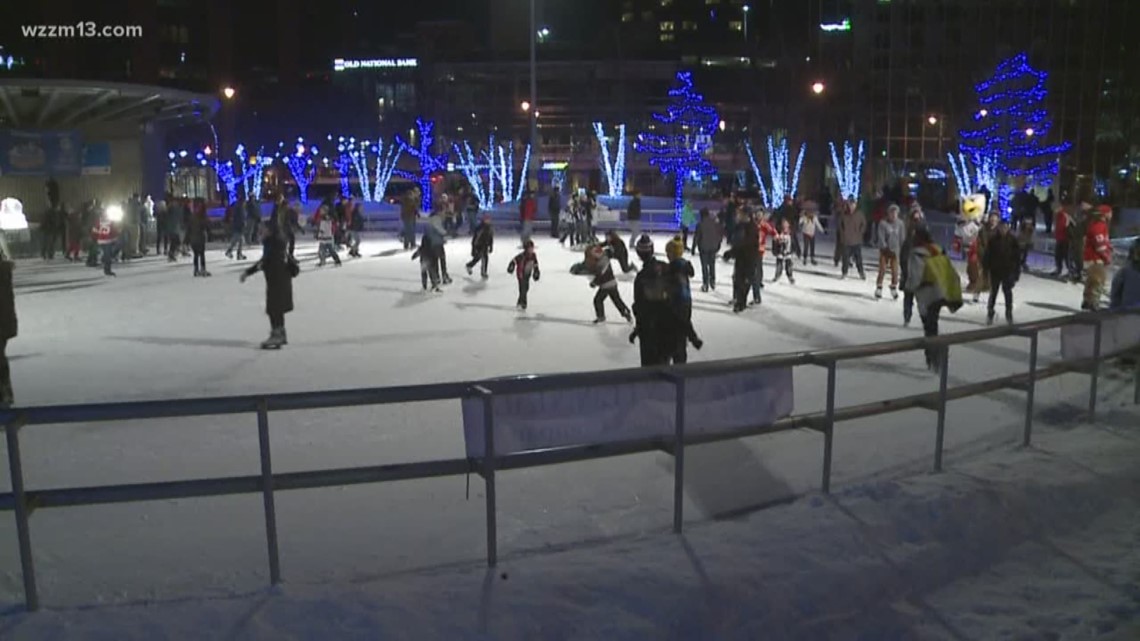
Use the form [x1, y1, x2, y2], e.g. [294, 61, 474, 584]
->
[0, 307, 1137, 612]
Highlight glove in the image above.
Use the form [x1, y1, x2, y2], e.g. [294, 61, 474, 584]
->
[589, 282, 597, 288]
[239, 273, 248, 283]
[692, 337, 704, 350]
[628, 330, 638, 344]
[533, 272, 540, 282]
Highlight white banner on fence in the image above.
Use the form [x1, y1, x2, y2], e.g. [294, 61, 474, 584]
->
[1060, 315, 1140, 361]
[461, 367, 794, 458]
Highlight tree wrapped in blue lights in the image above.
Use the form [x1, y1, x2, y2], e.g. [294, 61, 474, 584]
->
[397, 118, 449, 212]
[236, 144, 271, 202]
[828, 140, 865, 201]
[635, 71, 718, 221]
[593, 122, 627, 197]
[277, 138, 318, 205]
[329, 135, 354, 198]
[958, 53, 1071, 217]
[453, 141, 494, 210]
[946, 152, 997, 199]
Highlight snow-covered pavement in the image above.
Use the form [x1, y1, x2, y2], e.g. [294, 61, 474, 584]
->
[0, 231, 1135, 632]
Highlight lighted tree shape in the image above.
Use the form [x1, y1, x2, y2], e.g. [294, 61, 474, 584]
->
[236, 144, 271, 201]
[277, 138, 318, 205]
[828, 140, 865, 201]
[635, 71, 719, 221]
[454, 141, 494, 210]
[958, 52, 1071, 217]
[396, 118, 449, 212]
[745, 135, 805, 209]
[594, 122, 627, 197]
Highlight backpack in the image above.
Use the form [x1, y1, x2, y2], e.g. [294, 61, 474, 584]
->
[922, 251, 964, 312]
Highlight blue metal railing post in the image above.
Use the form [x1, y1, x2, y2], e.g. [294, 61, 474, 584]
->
[1089, 319, 1103, 420]
[670, 373, 686, 534]
[821, 361, 837, 493]
[474, 386, 497, 567]
[5, 419, 38, 611]
[934, 345, 950, 472]
[1023, 332, 1039, 447]
[257, 399, 281, 585]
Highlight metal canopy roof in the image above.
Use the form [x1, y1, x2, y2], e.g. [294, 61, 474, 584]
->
[0, 79, 219, 130]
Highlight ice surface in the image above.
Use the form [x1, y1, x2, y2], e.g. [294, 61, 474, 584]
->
[0, 231, 1135, 637]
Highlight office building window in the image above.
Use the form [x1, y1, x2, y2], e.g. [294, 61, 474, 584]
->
[660, 0, 673, 6]
[682, 21, 698, 31]
[706, 0, 721, 5]
[729, 20, 743, 32]
[622, 11, 634, 22]
[659, 21, 675, 32]
[660, 33, 676, 42]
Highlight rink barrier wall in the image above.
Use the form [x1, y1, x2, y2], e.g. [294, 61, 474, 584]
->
[1, 309, 1139, 611]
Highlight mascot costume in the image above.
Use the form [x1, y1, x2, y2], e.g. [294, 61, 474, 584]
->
[955, 193, 987, 298]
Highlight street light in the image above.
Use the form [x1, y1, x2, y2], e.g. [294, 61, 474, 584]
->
[719, 120, 726, 132]
[812, 81, 825, 95]
[979, 109, 988, 118]
[742, 5, 750, 43]
[537, 27, 550, 43]
[222, 86, 235, 100]
[927, 115, 938, 125]
[521, 100, 531, 112]
[1025, 128, 1035, 137]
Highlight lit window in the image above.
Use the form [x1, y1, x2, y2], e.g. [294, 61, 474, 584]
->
[622, 11, 634, 22]
[705, 0, 721, 4]
[659, 21, 675, 32]
[729, 20, 743, 31]
[660, 0, 673, 6]
[659, 33, 675, 43]
[682, 21, 698, 31]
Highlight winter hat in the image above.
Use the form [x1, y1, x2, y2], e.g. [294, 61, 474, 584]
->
[665, 237, 684, 261]
[1095, 204, 1113, 217]
[524, 239, 535, 250]
[635, 234, 654, 257]
[888, 204, 901, 216]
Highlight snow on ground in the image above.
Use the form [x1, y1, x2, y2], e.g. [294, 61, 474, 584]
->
[2, 393, 1137, 640]
[0, 230, 1135, 628]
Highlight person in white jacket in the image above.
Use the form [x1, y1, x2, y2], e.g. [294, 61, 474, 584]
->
[798, 206, 825, 266]
[316, 210, 341, 267]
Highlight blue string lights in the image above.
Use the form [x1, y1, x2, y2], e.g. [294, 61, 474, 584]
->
[277, 138, 317, 205]
[396, 118, 449, 212]
[946, 152, 997, 200]
[635, 71, 719, 221]
[331, 136, 353, 198]
[745, 136, 805, 209]
[593, 122, 627, 197]
[828, 140, 865, 201]
[958, 53, 1071, 217]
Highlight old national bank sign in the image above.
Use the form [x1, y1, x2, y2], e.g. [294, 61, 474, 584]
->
[333, 58, 418, 71]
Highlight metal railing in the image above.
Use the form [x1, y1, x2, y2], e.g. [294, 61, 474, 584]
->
[1, 309, 1138, 611]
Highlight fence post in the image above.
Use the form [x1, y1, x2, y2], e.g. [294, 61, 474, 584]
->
[934, 345, 950, 473]
[5, 419, 39, 611]
[670, 373, 686, 534]
[1089, 319, 1103, 420]
[821, 361, 837, 494]
[474, 386, 497, 567]
[256, 399, 281, 585]
[1134, 348, 1140, 406]
[1023, 331, 1039, 447]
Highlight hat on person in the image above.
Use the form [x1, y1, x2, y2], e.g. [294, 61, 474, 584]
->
[665, 237, 684, 261]
[635, 234, 654, 256]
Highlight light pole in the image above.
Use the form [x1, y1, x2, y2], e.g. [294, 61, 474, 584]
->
[743, 5, 750, 44]
[529, 0, 539, 192]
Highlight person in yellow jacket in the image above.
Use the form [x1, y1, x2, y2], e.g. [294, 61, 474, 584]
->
[904, 227, 964, 372]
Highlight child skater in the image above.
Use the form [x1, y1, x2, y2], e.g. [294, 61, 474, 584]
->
[771, 219, 796, 284]
[316, 210, 342, 267]
[665, 237, 703, 363]
[411, 231, 442, 292]
[466, 214, 494, 279]
[588, 245, 633, 324]
[507, 239, 540, 310]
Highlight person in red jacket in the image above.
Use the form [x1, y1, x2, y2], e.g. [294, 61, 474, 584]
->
[752, 210, 777, 305]
[93, 209, 119, 276]
[519, 190, 537, 247]
[1082, 205, 1113, 310]
[1051, 203, 1071, 277]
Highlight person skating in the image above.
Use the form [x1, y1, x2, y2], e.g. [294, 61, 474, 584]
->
[519, 190, 537, 246]
[630, 235, 682, 366]
[680, 199, 697, 252]
[838, 199, 867, 280]
[412, 232, 443, 292]
[771, 219, 796, 285]
[347, 200, 365, 258]
[601, 230, 637, 274]
[507, 240, 540, 310]
[154, 197, 168, 256]
[1082, 205, 1113, 311]
[64, 205, 82, 262]
[904, 227, 964, 372]
[798, 204, 824, 266]
[774, 195, 800, 259]
[224, 196, 247, 260]
[93, 208, 119, 277]
[0, 238, 16, 406]
[1051, 203, 1071, 278]
[1016, 213, 1035, 269]
[983, 219, 1021, 325]
[40, 204, 59, 260]
[588, 245, 632, 323]
[428, 212, 451, 284]
[874, 204, 904, 300]
[188, 200, 210, 277]
[751, 210, 776, 303]
[693, 208, 724, 292]
[246, 196, 261, 245]
[974, 213, 999, 303]
[1109, 239, 1140, 310]
[240, 218, 298, 349]
[400, 187, 419, 250]
[316, 209, 342, 267]
[466, 214, 494, 278]
[548, 187, 562, 238]
[723, 209, 759, 312]
[901, 206, 928, 326]
[664, 237, 703, 363]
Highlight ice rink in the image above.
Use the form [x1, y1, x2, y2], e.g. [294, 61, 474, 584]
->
[0, 230, 1129, 609]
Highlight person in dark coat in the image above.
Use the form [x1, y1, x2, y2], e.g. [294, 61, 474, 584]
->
[983, 219, 1022, 325]
[188, 198, 210, 277]
[0, 243, 17, 406]
[466, 214, 494, 278]
[246, 196, 262, 245]
[240, 218, 296, 349]
[507, 240, 540, 310]
[601, 230, 636, 273]
[548, 187, 562, 238]
[588, 245, 632, 323]
[692, 208, 724, 292]
[724, 210, 759, 312]
[629, 236, 681, 366]
[225, 196, 247, 260]
[40, 206, 59, 260]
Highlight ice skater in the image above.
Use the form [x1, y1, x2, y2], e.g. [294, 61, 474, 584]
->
[466, 214, 494, 279]
[692, 208, 723, 292]
[224, 197, 247, 260]
[240, 218, 298, 350]
[601, 230, 637, 273]
[630, 235, 682, 366]
[316, 211, 342, 267]
[983, 219, 1021, 325]
[93, 208, 119, 277]
[798, 204, 824, 265]
[771, 219, 795, 284]
[0, 236, 17, 406]
[665, 237, 703, 363]
[188, 199, 211, 277]
[346, 200, 364, 258]
[588, 245, 632, 324]
[874, 204, 903, 299]
[412, 231, 442, 292]
[507, 240, 540, 310]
